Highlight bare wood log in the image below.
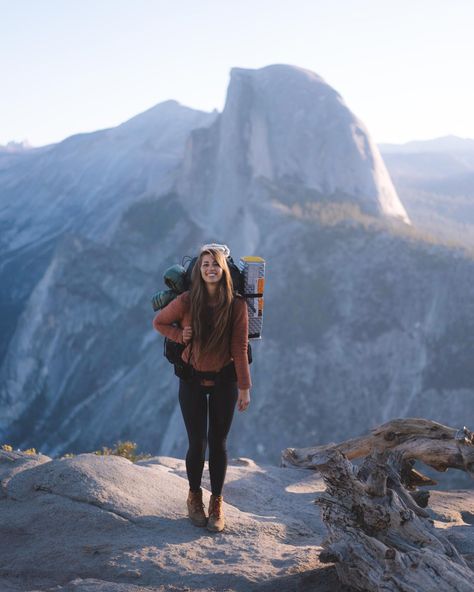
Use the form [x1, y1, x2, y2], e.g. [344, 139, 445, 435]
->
[358, 451, 430, 518]
[281, 418, 474, 484]
[314, 449, 473, 591]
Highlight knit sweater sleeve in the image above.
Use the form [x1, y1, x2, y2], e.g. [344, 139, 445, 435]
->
[152, 293, 187, 344]
[231, 297, 252, 390]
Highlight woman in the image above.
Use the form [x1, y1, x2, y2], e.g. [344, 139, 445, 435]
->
[153, 246, 251, 532]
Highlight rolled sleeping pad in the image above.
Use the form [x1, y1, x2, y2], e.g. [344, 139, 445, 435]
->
[163, 264, 187, 293]
[239, 256, 265, 340]
[151, 289, 177, 312]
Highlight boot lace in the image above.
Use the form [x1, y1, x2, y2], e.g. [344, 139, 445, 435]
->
[210, 496, 222, 517]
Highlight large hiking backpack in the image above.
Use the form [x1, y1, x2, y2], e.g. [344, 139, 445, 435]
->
[152, 250, 252, 369]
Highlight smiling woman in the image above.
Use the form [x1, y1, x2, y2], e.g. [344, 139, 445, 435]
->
[153, 244, 251, 533]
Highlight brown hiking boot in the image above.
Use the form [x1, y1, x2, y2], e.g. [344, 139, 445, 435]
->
[207, 494, 225, 532]
[187, 488, 207, 527]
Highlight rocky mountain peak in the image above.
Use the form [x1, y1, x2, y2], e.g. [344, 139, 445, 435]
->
[178, 64, 410, 233]
[116, 99, 216, 135]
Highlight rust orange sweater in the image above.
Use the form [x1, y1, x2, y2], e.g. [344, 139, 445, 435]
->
[153, 291, 251, 389]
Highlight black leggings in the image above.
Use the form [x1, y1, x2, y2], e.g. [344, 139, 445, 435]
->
[178, 378, 238, 496]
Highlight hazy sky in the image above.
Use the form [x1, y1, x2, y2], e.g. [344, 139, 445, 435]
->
[1, 0, 473, 146]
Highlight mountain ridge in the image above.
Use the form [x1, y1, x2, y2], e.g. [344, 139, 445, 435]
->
[379, 135, 474, 154]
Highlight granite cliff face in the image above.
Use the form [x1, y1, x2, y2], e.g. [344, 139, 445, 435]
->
[0, 101, 216, 361]
[179, 65, 409, 241]
[0, 100, 216, 451]
[1, 65, 473, 468]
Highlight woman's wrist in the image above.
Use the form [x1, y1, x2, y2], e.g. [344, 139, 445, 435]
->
[237, 387, 250, 411]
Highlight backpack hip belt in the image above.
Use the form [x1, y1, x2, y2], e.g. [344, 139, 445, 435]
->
[177, 361, 237, 383]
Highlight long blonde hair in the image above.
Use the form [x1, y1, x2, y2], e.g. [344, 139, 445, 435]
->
[190, 248, 234, 359]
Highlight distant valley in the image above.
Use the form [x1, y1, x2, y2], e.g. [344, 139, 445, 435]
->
[380, 136, 474, 249]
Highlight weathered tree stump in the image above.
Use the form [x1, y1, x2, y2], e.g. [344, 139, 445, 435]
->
[282, 418, 474, 487]
[282, 419, 474, 591]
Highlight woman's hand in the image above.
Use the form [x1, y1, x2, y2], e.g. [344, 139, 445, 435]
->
[182, 326, 192, 344]
[237, 389, 250, 412]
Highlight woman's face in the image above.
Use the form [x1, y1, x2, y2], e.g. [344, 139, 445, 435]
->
[200, 253, 223, 285]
